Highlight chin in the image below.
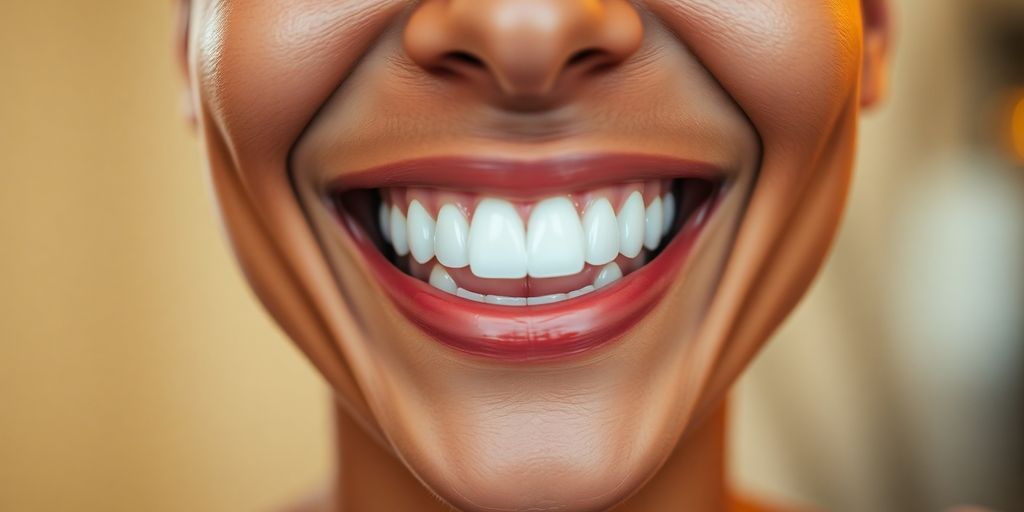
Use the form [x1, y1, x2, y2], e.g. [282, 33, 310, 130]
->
[420, 441, 661, 512]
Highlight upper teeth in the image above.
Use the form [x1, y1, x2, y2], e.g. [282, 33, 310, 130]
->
[380, 189, 676, 280]
[469, 198, 529, 279]
[434, 204, 470, 268]
[526, 197, 586, 278]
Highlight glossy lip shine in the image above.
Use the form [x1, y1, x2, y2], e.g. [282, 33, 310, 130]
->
[327, 154, 726, 362]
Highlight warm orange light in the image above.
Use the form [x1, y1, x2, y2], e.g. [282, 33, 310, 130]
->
[1012, 91, 1024, 162]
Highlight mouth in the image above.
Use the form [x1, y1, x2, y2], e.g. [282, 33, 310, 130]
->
[325, 154, 726, 362]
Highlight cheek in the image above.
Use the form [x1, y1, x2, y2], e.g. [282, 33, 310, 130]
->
[639, 0, 866, 412]
[193, 0, 862, 171]
[650, 0, 862, 153]
[192, 0, 407, 169]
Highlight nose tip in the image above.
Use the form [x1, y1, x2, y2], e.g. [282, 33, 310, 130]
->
[403, 0, 643, 102]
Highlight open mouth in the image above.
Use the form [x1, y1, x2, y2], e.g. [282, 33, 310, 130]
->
[325, 154, 726, 361]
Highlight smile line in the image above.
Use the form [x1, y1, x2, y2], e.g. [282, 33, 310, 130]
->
[326, 154, 726, 362]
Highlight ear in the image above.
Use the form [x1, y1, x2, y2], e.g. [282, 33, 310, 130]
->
[174, 0, 197, 128]
[860, 0, 891, 108]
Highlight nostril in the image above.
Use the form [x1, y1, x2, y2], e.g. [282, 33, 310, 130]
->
[566, 47, 617, 75]
[403, 0, 644, 100]
[443, 51, 486, 69]
[567, 48, 603, 67]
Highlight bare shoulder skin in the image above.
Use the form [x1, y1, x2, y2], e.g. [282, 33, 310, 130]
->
[175, 1, 890, 510]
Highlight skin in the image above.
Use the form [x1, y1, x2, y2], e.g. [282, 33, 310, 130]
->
[177, 1, 890, 510]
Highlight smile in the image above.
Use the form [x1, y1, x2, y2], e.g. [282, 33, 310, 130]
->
[326, 154, 727, 361]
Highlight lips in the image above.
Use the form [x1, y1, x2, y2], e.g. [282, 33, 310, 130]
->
[325, 154, 725, 362]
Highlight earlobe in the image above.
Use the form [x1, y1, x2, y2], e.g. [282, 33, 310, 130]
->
[860, 0, 891, 108]
[175, 0, 197, 128]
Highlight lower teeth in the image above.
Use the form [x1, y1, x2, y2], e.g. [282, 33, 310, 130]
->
[427, 261, 625, 306]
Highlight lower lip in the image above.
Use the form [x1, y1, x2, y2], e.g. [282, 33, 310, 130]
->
[336, 198, 716, 363]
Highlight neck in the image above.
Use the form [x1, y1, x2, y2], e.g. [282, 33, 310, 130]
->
[330, 401, 730, 512]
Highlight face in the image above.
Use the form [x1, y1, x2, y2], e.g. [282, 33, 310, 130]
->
[181, 1, 888, 510]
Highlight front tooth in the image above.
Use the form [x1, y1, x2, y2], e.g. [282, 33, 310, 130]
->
[379, 201, 392, 244]
[406, 200, 436, 264]
[485, 295, 527, 306]
[593, 262, 623, 289]
[468, 198, 528, 279]
[526, 197, 585, 278]
[428, 265, 457, 294]
[662, 192, 676, 236]
[617, 191, 645, 258]
[389, 206, 409, 256]
[434, 204, 470, 268]
[456, 288, 485, 303]
[582, 198, 619, 266]
[643, 197, 664, 251]
[526, 293, 568, 306]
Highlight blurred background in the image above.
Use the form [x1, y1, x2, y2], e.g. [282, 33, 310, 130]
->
[1, 1, 1021, 511]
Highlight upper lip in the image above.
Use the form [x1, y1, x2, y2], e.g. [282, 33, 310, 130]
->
[326, 153, 727, 362]
[323, 153, 728, 197]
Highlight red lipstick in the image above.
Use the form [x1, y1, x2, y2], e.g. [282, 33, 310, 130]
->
[328, 154, 723, 362]
[325, 153, 727, 199]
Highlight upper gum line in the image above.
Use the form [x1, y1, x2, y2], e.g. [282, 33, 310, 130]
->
[384, 179, 671, 218]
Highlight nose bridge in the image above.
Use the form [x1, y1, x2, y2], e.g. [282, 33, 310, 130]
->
[404, 0, 643, 102]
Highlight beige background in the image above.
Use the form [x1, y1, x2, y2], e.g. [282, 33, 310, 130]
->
[2, 1, 1021, 511]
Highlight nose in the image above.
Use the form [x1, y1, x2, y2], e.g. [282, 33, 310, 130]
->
[403, 0, 643, 105]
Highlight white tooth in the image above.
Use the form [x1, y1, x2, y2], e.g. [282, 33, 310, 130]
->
[568, 285, 595, 299]
[617, 191, 645, 258]
[662, 192, 676, 236]
[593, 262, 623, 289]
[526, 293, 568, 306]
[379, 201, 392, 243]
[468, 198, 528, 279]
[582, 198, 619, 266]
[428, 265, 457, 294]
[456, 288, 485, 303]
[406, 200, 437, 264]
[526, 197, 585, 278]
[485, 295, 527, 307]
[389, 206, 409, 256]
[643, 197, 664, 251]
[434, 204, 470, 268]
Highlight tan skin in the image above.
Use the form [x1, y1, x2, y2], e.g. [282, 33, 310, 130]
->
[177, 1, 890, 510]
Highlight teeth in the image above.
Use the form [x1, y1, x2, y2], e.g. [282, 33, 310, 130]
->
[617, 191, 645, 258]
[432, 267, 613, 305]
[407, 200, 436, 264]
[643, 197, 663, 251]
[456, 288, 486, 303]
[429, 265, 458, 294]
[383, 182, 685, 302]
[526, 293, 568, 306]
[582, 198, 619, 266]
[434, 204, 470, 268]
[568, 285, 595, 298]
[468, 199, 528, 279]
[389, 206, 409, 257]
[526, 197, 586, 278]
[662, 192, 676, 237]
[484, 295, 527, 306]
[593, 262, 623, 289]
[379, 202, 392, 244]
